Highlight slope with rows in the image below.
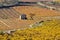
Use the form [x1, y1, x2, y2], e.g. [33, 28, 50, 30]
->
[13, 6, 60, 21]
[0, 8, 21, 19]
[0, 19, 60, 40]
[0, 6, 60, 30]
[13, 6, 60, 17]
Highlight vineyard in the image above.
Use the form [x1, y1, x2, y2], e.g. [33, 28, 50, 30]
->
[0, 2, 60, 40]
[0, 19, 60, 40]
[0, 6, 60, 30]
[13, 6, 60, 20]
[13, 6, 60, 17]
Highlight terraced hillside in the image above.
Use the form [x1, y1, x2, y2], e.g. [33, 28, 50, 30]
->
[0, 19, 35, 30]
[0, 7, 35, 30]
[0, 6, 60, 30]
[0, 7, 36, 30]
[0, 8, 21, 19]
[0, 19, 60, 40]
[13, 6, 60, 16]
[13, 6, 60, 20]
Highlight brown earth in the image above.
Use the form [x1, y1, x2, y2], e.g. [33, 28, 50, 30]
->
[13, 6, 60, 19]
[0, 6, 60, 30]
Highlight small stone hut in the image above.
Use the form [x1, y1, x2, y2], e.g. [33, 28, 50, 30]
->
[19, 14, 27, 20]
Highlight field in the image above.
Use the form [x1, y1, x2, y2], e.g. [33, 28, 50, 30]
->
[0, 19, 60, 40]
[13, 6, 60, 20]
[0, 6, 60, 30]
[0, 4, 60, 40]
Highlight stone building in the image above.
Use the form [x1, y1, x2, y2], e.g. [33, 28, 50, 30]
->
[19, 14, 27, 20]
